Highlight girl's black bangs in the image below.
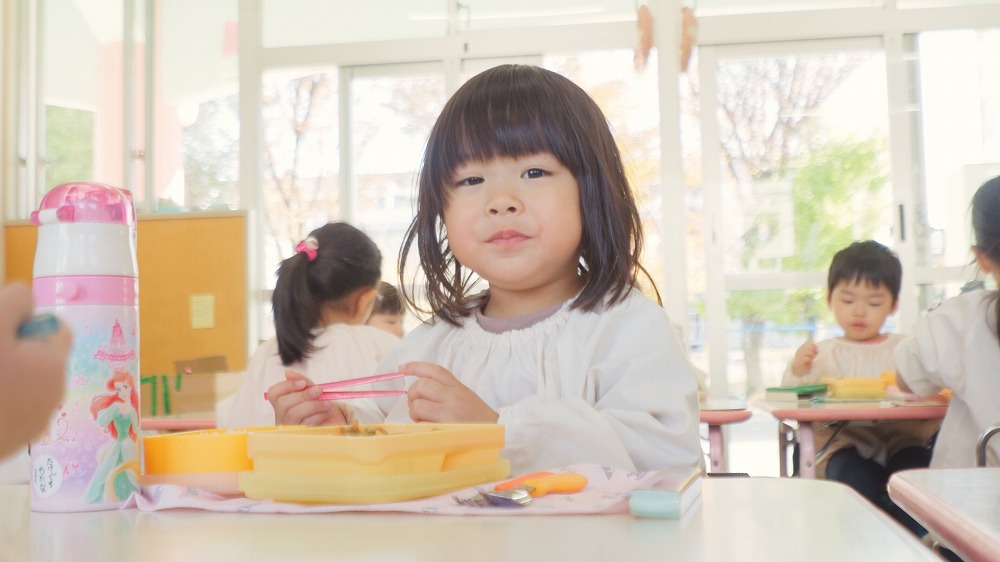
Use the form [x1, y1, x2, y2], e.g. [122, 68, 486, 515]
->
[433, 101, 575, 179]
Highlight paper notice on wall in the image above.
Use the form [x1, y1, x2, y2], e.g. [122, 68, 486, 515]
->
[190, 294, 216, 329]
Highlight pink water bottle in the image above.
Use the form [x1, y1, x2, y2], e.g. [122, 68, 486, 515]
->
[28, 182, 140, 512]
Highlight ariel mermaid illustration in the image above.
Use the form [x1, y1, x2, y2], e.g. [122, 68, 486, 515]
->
[83, 369, 140, 503]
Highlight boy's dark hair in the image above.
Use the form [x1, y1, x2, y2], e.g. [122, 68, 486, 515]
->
[273, 222, 381, 365]
[399, 64, 655, 325]
[372, 281, 403, 316]
[971, 175, 1000, 349]
[826, 240, 901, 303]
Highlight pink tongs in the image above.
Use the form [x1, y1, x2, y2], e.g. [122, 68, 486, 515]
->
[264, 372, 408, 401]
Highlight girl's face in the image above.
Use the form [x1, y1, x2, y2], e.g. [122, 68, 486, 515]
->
[367, 312, 405, 338]
[828, 280, 897, 342]
[443, 152, 583, 313]
[114, 380, 131, 400]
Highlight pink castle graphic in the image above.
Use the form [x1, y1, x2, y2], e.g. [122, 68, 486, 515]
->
[93, 319, 135, 364]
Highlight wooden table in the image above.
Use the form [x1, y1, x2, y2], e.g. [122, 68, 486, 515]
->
[758, 399, 947, 478]
[0, 477, 939, 561]
[888, 467, 1000, 562]
[700, 400, 752, 473]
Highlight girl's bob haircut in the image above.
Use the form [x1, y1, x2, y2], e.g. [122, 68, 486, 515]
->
[399, 64, 654, 324]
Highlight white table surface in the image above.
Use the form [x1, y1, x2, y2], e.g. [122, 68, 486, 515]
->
[888, 467, 1000, 562]
[1, 477, 937, 562]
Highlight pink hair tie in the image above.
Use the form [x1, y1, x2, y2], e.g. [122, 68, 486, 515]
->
[295, 237, 319, 262]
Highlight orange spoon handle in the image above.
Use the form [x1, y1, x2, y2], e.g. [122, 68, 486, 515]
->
[494, 471, 555, 491]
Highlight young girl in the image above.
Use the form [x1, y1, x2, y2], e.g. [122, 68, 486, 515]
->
[783, 240, 936, 535]
[895, 175, 1000, 468]
[268, 64, 703, 475]
[224, 222, 399, 428]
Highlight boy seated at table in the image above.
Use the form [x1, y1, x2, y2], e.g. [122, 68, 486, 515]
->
[783, 240, 939, 535]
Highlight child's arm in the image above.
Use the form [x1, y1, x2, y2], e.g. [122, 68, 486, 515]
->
[779, 340, 822, 386]
[891, 304, 963, 399]
[894, 371, 913, 393]
[268, 369, 349, 426]
[0, 284, 72, 459]
[790, 341, 818, 377]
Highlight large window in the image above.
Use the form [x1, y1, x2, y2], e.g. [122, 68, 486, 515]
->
[12, 0, 1000, 402]
[349, 67, 447, 308]
[157, 0, 240, 212]
[259, 68, 342, 269]
[254, 65, 446, 339]
[697, 40, 894, 396]
[30, 0, 239, 216]
[39, 0, 132, 211]
[540, 52, 664, 296]
[907, 28, 1000, 309]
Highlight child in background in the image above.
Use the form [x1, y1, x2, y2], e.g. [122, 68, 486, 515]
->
[268, 64, 703, 475]
[895, 175, 1000, 468]
[366, 282, 405, 338]
[784, 240, 937, 534]
[224, 222, 399, 428]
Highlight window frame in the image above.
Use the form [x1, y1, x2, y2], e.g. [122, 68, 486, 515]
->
[9, 0, 1000, 396]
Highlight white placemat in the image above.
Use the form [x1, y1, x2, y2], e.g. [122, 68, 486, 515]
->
[129, 464, 660, 515]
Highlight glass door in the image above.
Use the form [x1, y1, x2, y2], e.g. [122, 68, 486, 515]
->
[902, 28, 1000, 308]
[255, 64, 446, 339]
[698, 38, 896, 397]
[347, 64, 447, 326]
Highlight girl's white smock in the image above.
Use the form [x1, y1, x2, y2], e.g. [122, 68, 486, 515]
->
[894, 290, 1000, 467]
[224, 324, 399, 428]
[359, 288, 703, 476]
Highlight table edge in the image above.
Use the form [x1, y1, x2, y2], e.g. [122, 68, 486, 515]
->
[888, 471, 999, 562]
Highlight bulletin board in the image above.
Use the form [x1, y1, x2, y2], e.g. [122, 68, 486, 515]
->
[4, 211, 248, 376]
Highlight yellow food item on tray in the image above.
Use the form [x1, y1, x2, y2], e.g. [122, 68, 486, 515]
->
[822, 377, 888, 399]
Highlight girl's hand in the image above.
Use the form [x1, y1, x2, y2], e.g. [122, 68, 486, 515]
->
[791, 341, 818, 376]
[401, 362, 498, 423]
[267, 369, 348, 426]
